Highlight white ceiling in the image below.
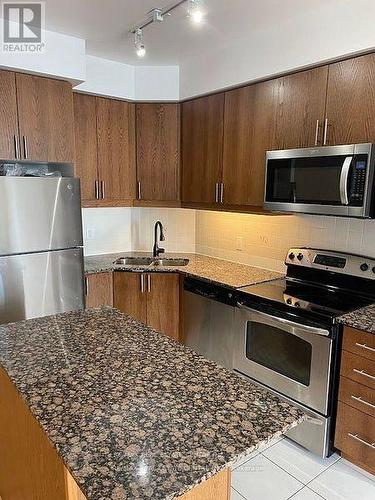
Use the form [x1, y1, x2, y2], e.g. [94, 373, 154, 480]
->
[43, 0, 323, 66]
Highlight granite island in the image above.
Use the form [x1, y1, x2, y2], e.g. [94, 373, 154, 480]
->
[0, 307, 304, 500]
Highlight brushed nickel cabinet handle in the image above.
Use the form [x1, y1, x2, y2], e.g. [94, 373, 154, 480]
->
[355, 342, 375, 353]
[100, 180, 105, 200]
[14, 134, 20, 159]
[215, 183, 219, 203]
[353, 368, 375, 381]
[351, 395, 375, 410]
[220, 183, 224, 203]
[147, 274, 151, 293]
[22, 136, 28, 159]
[323, 118, 329, 146]
[137, 181, 142, 200]
[314, 119, 320, 146]
[348, 433, 375, 450]
[95, 180, 99, 200]
[140, 274, 145, 293]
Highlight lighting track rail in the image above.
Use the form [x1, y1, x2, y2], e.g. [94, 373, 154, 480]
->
[130, 0, 204, 57]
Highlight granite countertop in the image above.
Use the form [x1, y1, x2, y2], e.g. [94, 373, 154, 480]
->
[338, 303, 375, 334]
[84, 252, 283, 289]
[0, 307, 304, 500]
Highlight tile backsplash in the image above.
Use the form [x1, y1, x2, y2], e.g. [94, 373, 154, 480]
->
[195, 211, 375, 272]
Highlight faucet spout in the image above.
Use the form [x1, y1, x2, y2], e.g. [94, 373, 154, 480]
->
[153, 221, 165, 258]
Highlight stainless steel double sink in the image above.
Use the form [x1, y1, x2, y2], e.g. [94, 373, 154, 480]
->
[113, 256, 189, 267]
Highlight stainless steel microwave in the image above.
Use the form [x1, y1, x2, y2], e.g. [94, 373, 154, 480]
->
[264, 143, 375, 217]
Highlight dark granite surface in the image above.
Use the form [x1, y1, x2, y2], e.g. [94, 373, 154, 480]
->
[338, 303, 375, 334]
[0, 307, 304, 500]
[84, 252, 283, 289]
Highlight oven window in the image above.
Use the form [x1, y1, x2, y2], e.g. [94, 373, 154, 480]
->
[266, 156, 348, 205]
[246, 322, 312, 386]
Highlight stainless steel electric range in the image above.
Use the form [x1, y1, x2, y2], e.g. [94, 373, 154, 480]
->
[233, 248, 375, 458]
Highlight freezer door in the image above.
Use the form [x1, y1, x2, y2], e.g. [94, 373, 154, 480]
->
[0, 248, 84, 324]
[0, 177, 83, 255]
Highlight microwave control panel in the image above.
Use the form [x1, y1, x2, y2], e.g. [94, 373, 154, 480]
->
[349, 156, 368, 205]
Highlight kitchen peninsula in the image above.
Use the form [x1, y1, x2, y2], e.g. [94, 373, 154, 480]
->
[0, 307, 303, 500]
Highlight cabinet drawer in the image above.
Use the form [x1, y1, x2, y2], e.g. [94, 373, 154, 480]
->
[338, 376, 375, 418]
[341, 350, 375, 390]
[335, 402, 375, 474]
[343, 327, 375, 362]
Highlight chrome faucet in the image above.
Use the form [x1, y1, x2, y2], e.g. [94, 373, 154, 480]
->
[153, 221, 165, 258]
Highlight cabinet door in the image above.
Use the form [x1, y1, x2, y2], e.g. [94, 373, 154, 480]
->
[0, 70, 19, 160]
[96, 98, 136, 202]
[113, 272, 147, 324]
[146, 273, 180, 341]
[136, 103, 180, 201]
[325, 53, 375, 145]
[73, 93, 99, 202]
[85, 272, 113, 309]
[182, 94, 224, 204]
[16, 74, 74, 163]
[273, 66, 328, 149]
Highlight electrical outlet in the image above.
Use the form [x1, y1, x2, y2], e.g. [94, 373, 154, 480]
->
[236, 236, 244, 251]
[86, 228, 96, 240]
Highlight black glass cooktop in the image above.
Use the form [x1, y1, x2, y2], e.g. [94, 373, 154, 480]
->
[238, 278, 374, 319]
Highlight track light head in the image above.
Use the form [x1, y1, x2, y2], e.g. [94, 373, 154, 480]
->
[188, 0, 204, 24]
[134, 28, 146, 57]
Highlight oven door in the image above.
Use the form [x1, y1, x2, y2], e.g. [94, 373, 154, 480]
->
[233, 304, 332, 415]
[264, 143, 373, 217]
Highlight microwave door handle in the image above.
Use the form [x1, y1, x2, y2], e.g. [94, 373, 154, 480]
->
[339, 156, 353, 205]
[236, 302, 330, 337]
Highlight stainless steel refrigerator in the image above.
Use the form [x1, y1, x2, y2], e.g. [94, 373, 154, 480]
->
[0, 176, 84, 325]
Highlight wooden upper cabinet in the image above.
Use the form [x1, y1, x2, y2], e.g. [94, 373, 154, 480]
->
[0, 71, 19, 160]
[73, 93, 99, 202]
[182, 94, 224, 204]
[325, 53, 375, 145]
[273, 66, 329, 149]
[16, 73, 74, 163]
[96, 97, 136, 202]
[136, 103, 180, 202]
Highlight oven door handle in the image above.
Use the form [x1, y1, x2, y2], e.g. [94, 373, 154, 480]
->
[236, 303, 330, 337]
[339, 156, 353, 206]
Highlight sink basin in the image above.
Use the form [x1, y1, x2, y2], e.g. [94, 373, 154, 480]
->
[113, 257, 155, 266]
[152, 258, 189, 267]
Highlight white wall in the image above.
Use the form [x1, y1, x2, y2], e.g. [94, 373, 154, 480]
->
[135, 66, 179, 101]
[179, 0, 375, 98]
[75, 55, 135, 99]
[131, 208, 196, 253]
[0, 24, 85, 83]
[82, 208, 132, 256]
[195, 211, 375, 272]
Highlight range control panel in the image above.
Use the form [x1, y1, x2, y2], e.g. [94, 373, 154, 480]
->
[286, 248, 375, 280]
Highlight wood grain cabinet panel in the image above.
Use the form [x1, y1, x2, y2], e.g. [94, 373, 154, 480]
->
[339, 377, 375, 418]
[335, 402, 375, 475]
[113, 272, 147, 325]
[73, 94, 99, 202]
[272, 66, 329, 149]
[16, 73, 74, 163]
[0, 70, 19, 160]
[182, 94, 224, 204]
[146, 273, 180, 341]
[96, 97, 136, 202]
[136, 103, 180, 202]
[325, 53, 375, 145]
[342, 326, 375, 362]
[85, 272, 113, 309]
[340, 350, 375, 391]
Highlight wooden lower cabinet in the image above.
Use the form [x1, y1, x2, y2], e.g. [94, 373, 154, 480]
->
[335, 326, 375, 475]
[85, 272, 113, 309]
[114, 272, 180, 341]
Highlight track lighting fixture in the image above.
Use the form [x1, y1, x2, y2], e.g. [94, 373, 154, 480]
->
[130, 0, 205, 57]
[134, 28, 146, 58]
